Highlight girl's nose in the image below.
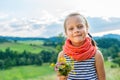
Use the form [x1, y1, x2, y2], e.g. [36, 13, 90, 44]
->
[74, 27, 79, 33]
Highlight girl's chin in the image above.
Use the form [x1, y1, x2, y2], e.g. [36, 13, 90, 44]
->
[74, 37, 85, 41]
[73, 38, 84, 43]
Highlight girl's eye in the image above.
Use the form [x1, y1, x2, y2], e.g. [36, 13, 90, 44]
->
[77, 25, 83, 29]
[68, 27, 73, 30]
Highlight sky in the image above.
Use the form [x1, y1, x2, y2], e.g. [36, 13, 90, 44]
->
[0, 0, 120, 37]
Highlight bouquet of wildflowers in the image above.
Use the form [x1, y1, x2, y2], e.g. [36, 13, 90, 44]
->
[50, 57, 74, 77]
[55, 62, 72, 76]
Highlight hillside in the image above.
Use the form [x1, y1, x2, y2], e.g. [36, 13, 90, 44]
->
[0, 40, 56, 54]
[0, 34, 120, 42]
[93, 34, 120, 40]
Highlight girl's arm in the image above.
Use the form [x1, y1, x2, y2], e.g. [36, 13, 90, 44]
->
[95, 50, 106, 80]
[56, 51, 67, 80]
[57, 51, 64, 63]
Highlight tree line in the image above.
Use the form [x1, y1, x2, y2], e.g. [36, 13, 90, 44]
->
[0, 47, 57, 69]
[96, 38, 120, 66]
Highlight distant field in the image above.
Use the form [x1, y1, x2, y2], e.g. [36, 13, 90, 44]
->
[18, 40, 44, 45]
[0, 41, 56, 54]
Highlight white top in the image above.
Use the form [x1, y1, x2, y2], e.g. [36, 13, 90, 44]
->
[64, 54, 98, 80]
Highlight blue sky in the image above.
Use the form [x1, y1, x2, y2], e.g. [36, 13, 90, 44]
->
[0, 0, 120, 37]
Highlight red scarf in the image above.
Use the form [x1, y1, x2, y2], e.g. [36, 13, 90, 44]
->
[63, 37, 97, 61]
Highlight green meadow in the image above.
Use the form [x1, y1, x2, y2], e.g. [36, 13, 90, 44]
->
[105, 61, 120, 80]
[0, 63, 56, 80]
[0, 41, 56, 54]
[0, 62, 120, 80]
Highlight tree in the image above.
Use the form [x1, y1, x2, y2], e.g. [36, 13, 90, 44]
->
[0, 60, 5, 69]
[40, 50, 53, 63]
[14, 40, 17, 43]
[113, 57, 120, 67]
[35, 55, 43, 65]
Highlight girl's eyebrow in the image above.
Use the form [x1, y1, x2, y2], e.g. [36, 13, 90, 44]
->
[77, 23, 83, 26]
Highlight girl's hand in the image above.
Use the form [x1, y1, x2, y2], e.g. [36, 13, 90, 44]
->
[57, 72, 68, 80]
[58, 75, 67, 80]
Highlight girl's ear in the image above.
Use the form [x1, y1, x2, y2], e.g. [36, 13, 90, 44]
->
[86, 28, 89, 37]
[86, 27, 88, 34]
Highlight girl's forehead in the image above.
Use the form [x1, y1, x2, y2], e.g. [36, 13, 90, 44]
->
[66, 15, 85, 25]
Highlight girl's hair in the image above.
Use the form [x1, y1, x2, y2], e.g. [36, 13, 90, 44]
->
[88, 33, 97, 47]
[64, 12, 96, 47]
[64, 13, 89, 33]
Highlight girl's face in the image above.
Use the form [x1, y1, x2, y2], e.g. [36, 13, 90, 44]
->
[65, 15, 88, 46]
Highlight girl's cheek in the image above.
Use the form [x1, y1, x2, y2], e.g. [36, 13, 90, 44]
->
[66, 30, 72, 35]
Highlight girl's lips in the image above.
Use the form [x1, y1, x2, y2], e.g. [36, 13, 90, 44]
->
[74, 34, 82, 37]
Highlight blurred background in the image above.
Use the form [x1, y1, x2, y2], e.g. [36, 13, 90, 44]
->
[0, 0, 120, 80]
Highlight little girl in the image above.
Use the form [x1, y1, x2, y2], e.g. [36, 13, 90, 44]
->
[57, 13, 106, 80]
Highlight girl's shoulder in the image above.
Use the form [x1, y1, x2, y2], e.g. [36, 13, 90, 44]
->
[58, 51, 64, 57]
[95, 50, 103, 58]
[95, 49, 104, 62]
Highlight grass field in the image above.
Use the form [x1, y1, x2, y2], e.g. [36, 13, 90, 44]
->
[18, 40, 44, 45]
[105, 61, 120, 80]
[0, 62, 120, 80]
[0, 41, 56, 54]
[0, 63, 56, 80]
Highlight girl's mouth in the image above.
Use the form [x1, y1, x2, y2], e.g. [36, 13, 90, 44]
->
[74, 34, 82, 37]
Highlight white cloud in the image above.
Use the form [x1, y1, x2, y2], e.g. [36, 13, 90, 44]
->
[23, 0, 120, 18]
[92, 30, 120, 37]
[0, 0, 120, 38]
[0, 25, 47, 37]
[1, 0, 120, 18]
[0, 16, 52, 37]
[0, 14, 120, 37]
[0, 12, 9, 19]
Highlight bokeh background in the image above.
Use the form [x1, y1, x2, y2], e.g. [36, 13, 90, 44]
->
[0, 0, 120, 80]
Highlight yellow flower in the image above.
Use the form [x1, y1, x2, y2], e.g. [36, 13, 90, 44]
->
[73, 71, 76, 74]
[61, 65, 65, 68]
[59, 57, 66, 63]
[71, 66, 74, 70]
[50, 63, 55, 67]
[71, 61, 74, 65]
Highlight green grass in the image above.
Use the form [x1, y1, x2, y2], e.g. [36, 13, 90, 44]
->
[0, 42, 56, 54]
[18, 40, 44, 45]
[0, 61, 119, 80]
[26, 74, 56, 80]
[0, 64, 55, 80]
[105, 61, 120, 80]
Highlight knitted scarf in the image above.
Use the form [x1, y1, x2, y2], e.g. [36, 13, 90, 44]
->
[63, 37, 97, 61]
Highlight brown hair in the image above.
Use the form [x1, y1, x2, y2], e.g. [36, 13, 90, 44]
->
[64, 13, 89, 33]
[64, 12, 96, 47]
